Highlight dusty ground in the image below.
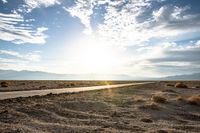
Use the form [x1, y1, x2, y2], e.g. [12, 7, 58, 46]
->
[0, 81, 200, 133]
[0, 80, 134, 92]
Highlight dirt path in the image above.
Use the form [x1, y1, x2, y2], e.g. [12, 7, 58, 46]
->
[0, 82, 154, 100]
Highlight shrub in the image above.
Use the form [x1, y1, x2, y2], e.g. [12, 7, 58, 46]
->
[70, 83, 75, 86]
[1, 81, 8, 87]
[162, 89, 177, 93]
[151, 95, 166, 103]
[138, 102, 160, 110]
[187, 96, 200, 106]
[175, 82, 188, 88]
[176, 96, 184, 101]
[166, 84, 174, 87]
[140, 118, 153, 123]
[39, 85, 46, 89]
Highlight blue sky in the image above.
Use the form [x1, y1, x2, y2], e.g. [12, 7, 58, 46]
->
[0, 0, 200, 78]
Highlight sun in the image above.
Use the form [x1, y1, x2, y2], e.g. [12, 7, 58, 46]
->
[69, 37, 119, 74]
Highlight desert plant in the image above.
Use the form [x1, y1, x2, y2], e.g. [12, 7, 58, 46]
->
[139, 102, 160, 110]
[151, 95, 166, 103]
[70, 83, 75, 86]
[187, 96, 200, 106]
[39, 85, 46, 89]
[162, 89, 177, 93]
[1, 81, 8, 87]
[166, 83, 174, 87]
[140, 118, 153, 123]
[175, 82, 188, 88]
[176, 96, 184, 101]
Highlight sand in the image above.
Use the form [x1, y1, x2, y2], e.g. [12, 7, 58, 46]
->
[0, 81, 200, 133]
[0, 80, 134, 92]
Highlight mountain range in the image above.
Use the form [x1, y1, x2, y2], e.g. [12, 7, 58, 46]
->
[0, 69, 199, 80]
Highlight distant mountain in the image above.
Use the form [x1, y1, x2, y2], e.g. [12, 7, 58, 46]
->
[0, 69, 133, 80]
[161, 73, 200, 80]
[0, 69, 199, 80]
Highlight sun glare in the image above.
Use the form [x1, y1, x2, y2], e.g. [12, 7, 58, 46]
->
[70, 37, 119, 74]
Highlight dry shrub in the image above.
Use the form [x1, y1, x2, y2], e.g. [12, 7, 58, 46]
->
[139, 102, 160, 110]
[151, 95, 166, 103]
[39, 85, 46, 89]
[176, 96, 184, 101]
[166, 84, 174, 87]
[134, 96, 145, 102]
[187, 96, 200, 106]
[140, 118, 153, 123]
[1, 81, 8, 87]
[70, 83, 75, 86]
[175, 82, 188, 88]
[162, 89, 177, 93]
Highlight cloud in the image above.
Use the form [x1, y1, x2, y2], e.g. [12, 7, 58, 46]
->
[64, 0, 200, 47]
[0, 12, 48, 44]
[63, 0, 94, 34]
[132, 41, 200, 76]
[0, 50, 41, 61]
[20, 0, 60, 13]
[1, 0, 7, 4]
[0, 58, 45, 71]
[0, 50, 43, 71]
[152, 5, 200, 30]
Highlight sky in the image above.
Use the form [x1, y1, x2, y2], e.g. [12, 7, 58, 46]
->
[0, 0, 200, 78]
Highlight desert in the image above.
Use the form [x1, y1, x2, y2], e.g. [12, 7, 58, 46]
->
[0, 81, 200, 133]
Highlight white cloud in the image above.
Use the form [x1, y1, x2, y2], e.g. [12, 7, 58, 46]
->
[0, 12, 48, 44]
[64, 1, 200, 47]
[1, 0, 7, 4]
[22, 0, 60, 13]
[0, 50, 41, 62]
[64, 0, 94, 34]
[196, 40, 200, 47]
[131, 41, 200, 76]
[0, 49, 44, 72]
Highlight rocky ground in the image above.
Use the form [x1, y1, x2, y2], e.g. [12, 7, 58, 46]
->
[0, 81, 200, 133]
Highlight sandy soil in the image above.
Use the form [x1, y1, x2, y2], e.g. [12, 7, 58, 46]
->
[0, 81, 200, 133]
[0, 80, 135, 92]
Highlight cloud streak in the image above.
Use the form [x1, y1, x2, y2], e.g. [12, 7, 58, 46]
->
[0, 12, 48, 44]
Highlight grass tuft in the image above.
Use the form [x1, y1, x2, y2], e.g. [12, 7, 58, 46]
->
[151, 95, 166, 103]
[175, 82, 188, 88]
[176, 96, 184, 101]
[1, 81, 8, 87]
[187, 96, 200, 106]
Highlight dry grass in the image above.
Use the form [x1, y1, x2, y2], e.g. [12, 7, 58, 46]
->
[176, 96, 184, 101]
[187, 96, 200, 106]
[134, 96, 145, 102]
[175, 82, 188, 88]
[166, 83, 174, 87]
[151, 95, 166, 103]
[139, 102, 160, 110]
[140, 118, 153, 123]
[0, 81, 8, 87]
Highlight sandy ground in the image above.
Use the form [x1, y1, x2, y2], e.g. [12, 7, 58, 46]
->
[0, 80, 135, 92]
[0, 81, 200, 133]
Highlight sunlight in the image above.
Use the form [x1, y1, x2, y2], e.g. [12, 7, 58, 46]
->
[70, 37, 119, 74]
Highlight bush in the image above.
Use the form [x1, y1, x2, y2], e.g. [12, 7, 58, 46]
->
[166, 84, 174, 87]
[175, 82, 188, 88]
[176, 96, 184, 101]
[1, 81, 8, 87]
[187, 96, 200, 106]
[151, 95, 166, 103]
